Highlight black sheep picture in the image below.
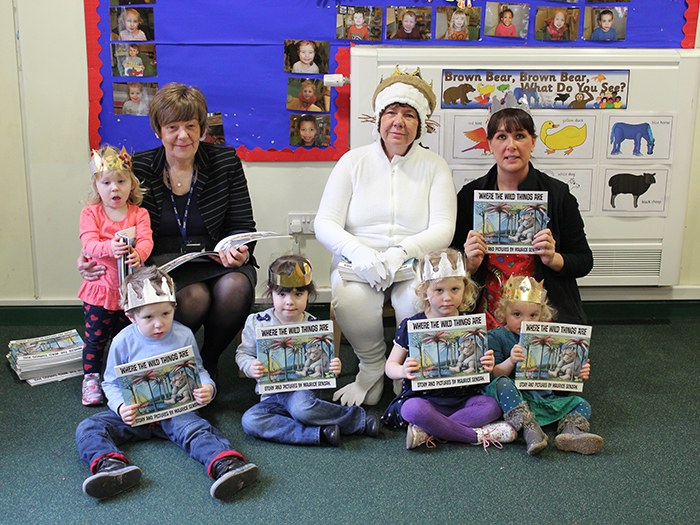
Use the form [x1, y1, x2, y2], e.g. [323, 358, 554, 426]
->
[608, 172, 656, 208]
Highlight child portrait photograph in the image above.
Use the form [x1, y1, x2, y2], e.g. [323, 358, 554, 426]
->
[112, 81, 157, 116]
[484, 3, 530, 39]
[283, 39, 329, 74]
[289, 114, 330, 148]
[583, 6, 627, 41]
[534, 6, 580, 41]
[386, 6, 432, 40]
[336, 5, 383, 41]
[111, 43, 157, 77]
[110, 7, 154, 41]
[436, 6, 482, 41]
[286, 78, 328, 113]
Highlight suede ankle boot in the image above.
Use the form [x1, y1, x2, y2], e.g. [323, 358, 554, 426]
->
[555, 414, 604, 455]
[504, 402, 548, 455]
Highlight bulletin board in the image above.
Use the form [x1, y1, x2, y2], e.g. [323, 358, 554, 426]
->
[84, 1, 698, 162]
[349, 46, 700, 286]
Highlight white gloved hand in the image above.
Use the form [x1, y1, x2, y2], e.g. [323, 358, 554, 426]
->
[347, 245, 387, 288]
[380, 246, 408, 279]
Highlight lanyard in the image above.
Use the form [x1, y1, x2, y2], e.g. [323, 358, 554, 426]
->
[164, 164, 197, 246]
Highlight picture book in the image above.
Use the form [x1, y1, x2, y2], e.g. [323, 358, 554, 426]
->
[515, 321, 592, 392]
[115, 346, 202, 426]
[407, 314, 489, 391]
[116, 226, 136, 287]
[6, 329, 83, 382]
[255, 320, 335, 394]
[158, 231, 290, 274]
[473, 190, 549, 254]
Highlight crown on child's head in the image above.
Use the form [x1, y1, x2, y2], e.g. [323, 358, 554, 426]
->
[90, 146, 133, 174]
[502, 275, 547, 305]
[125, 276, 176, 312]
[490, 90, 531, 117]
[269, 260, 313, 288]
[421, 251, 467, 282]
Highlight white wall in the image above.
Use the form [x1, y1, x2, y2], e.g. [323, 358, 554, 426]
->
[1, 0, 699, 305]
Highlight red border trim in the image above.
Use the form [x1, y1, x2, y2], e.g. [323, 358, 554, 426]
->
[682, 0, 699, 48]
[84, 0, 102, 150]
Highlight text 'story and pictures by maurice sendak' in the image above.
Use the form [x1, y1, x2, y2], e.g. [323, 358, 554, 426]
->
[515, 322, 592, 392]
[255, 320, 336, 394]
[115, 346, 202, 426]
[408, 314, 490, 391]
[473, 190, 549, 254]
[158, 231, 290, 274]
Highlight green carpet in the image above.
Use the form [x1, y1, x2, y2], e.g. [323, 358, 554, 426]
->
[0, 303, 698, 524]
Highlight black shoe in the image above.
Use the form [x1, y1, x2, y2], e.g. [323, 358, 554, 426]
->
[364, 412, 381, 438]
[320, 424, 341, 447]
[210, 457, 258, 500]
[82, 457, 141, 500]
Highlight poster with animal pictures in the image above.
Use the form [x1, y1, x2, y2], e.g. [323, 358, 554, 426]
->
[440, 69, 629, 110]
[606, 114, 674, 161]
[532, 113, 596, 159]
[407, 314, 489, 392]
[515, 322, 592, 393]
[255, 320, 336, 394]
[600, 167, 669, 216]
[473, 190, 548, 254]
[451, 114, 491, 160]
[545, 168, 594, 215]
[115, 346, 202, 426]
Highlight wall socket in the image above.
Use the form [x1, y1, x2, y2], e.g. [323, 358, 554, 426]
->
[287, 213, 316, 234]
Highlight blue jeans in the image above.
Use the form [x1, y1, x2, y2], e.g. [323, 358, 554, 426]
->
[76, 410, 241, 475]
[242, 390, 367, 445]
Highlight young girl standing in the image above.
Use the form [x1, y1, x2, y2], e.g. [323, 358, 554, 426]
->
[486, 276, 604, 455]
[383, 248, 515, 450]
[78, 146, 153, 405]
[236, 255, 380, 447]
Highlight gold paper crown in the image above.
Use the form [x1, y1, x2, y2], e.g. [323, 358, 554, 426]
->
[490, 90, 532, 117]
[502, 276, 547, 304]
[421, 251, 467, 282]
[270, 260, 313, 288]
[125, 276, 177, 312]
[90, 146, 133, 174]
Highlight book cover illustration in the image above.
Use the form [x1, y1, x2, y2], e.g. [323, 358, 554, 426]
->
[473, 190, 549, 254]
[115, 346, 202, 426]
[515, 321, 592, 392]
[6, 329, 84, 382]
[255, 320, 336, 394]
[116, 225, 136, 287]
[158, 231, 289, 274]
[407, 314, 489, 391]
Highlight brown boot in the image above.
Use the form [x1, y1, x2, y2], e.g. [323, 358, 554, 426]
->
[504, 402, 548, 456]
[555, 414, 604, 455]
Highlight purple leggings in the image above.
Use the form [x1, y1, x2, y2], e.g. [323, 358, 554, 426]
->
[400, 395, 501, 443]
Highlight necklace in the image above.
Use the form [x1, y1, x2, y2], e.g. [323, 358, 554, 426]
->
[164, 164, 197, 192]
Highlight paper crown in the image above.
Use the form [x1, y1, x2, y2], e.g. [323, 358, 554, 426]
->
[125, 276, 176, 312]
[90, 146, 133, 174]
[269, 260, 313, 288]
[502, 276, 547, 305]
[360, 66, 438, 138]
[421, 251, 467, 282]
[490, 91, 532, 117]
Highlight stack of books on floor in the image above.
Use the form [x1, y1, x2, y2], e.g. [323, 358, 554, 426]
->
[6, 329, 84, 386]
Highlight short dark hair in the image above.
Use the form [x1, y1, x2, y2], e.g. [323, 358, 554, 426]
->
[149, 82, 208, 137]
[486, 108, 537, 140]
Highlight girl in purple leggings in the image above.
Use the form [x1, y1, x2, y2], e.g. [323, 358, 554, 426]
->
[383, 248, 516, 450]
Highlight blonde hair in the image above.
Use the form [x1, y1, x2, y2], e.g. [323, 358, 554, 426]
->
[119, 8, 142, 28]
[149, 82, 208, 137]
[86, 145, 143, 206]
[415, 248, 478, 313]
[493, 275, 557, 323]
[450, 9, 468, 30]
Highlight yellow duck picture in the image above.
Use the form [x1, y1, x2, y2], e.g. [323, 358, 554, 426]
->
[539, 120, 587, 155]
